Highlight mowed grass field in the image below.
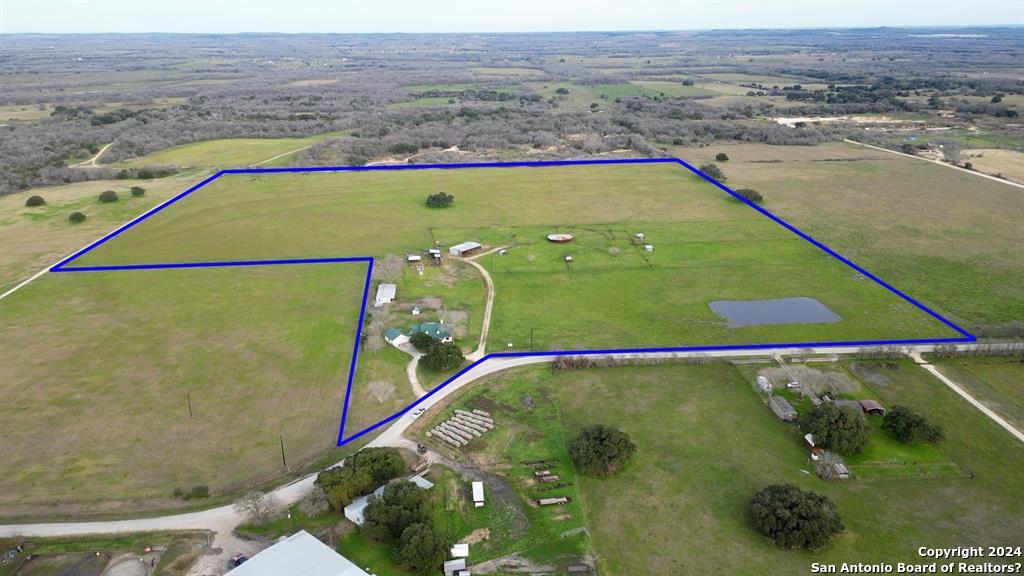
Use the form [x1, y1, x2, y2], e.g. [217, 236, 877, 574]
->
[932, 357, 1024, 431]
[113, 132, 346, 170]
[551, 362, 1024, 575]
[678, 142, 1024, 329]
[64, 162, 960, 438]
[0, 263, 365, 518]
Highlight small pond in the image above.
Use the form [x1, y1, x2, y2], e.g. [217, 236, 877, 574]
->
[709, 297, 841, 328]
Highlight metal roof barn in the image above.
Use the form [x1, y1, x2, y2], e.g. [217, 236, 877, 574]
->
[226, 530, 369, 576]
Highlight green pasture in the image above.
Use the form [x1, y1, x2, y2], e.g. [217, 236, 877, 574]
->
[0, 263, 365, 517]
[678, 142, 1024, 329]
[113, 131, 346, 170]
[549, 361, 1023, 575]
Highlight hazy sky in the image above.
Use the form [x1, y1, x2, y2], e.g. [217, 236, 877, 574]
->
[2, 0, 1022, 34]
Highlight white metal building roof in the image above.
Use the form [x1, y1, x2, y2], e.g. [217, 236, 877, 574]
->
[374, 283, 397, 307]
[471, 481, 485, 503]
[343, 485, 385, 526]
[449, 241, 482, 255]
[226, 530, 370, 576]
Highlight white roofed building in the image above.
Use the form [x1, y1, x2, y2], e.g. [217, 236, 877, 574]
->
[374, 283, 397, 307]
[226, 530, 369, 576]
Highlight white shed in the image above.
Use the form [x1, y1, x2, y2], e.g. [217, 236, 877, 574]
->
[471, 481, 485, 508]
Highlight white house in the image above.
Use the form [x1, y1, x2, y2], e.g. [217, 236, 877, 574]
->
[226, 530, 369, 576]
[374, 283, 396, 307]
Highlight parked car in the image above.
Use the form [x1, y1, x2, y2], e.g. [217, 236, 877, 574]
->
[411, 407, 425, 419]
[231, 554, 248, 567]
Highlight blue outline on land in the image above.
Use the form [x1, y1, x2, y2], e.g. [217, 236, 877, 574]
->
[45, 157, 975, 446]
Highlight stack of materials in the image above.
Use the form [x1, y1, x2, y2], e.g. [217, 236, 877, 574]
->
[427, 409, 496, 447]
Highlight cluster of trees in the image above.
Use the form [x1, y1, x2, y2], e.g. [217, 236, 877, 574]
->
[699, 163, 726, 182]
[882, 405, 944, 444]
[363, 481, 448, 575]
[425, 192, 454, 208]
[800, 403, 871, 454]
[749, 484, 844, 550]
[420, 339, 465, 371]
[568, 424, 636, 477]
[314, 447, 406, 511]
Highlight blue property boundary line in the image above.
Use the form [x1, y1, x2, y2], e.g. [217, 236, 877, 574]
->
[47, 157, 975, 446]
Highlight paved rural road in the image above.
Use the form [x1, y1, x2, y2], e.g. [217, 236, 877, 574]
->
[844, 139, 1024, 190]
[2, 342, 1021, 572]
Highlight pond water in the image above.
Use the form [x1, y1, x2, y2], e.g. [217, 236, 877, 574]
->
[709, 297, 841, 327]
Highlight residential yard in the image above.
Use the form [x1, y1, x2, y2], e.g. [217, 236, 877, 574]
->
[549, 361, 1024, 575]
[678, 141, 1024, 329]
[0, 263, 365, 519]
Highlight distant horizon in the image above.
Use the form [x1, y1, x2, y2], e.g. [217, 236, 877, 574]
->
[3, 23, 1024, 36]
[3, 0, 1022, 35]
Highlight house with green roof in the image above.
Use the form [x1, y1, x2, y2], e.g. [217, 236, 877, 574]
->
[409, 322, 453, 343]
[384, 322, 453, 348]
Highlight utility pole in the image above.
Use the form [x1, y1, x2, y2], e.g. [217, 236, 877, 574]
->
[279, 434, 287, 468]
[187, 392, 193, 418]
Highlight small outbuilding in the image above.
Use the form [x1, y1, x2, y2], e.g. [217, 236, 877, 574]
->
[406, 254, 422, 263]
[859, 399, 887, 415]
[449, 241, 482, 257]
[833, 400, 865, 414]
[450, 543, 470, 558]
[471, 481, 485, 508]
[443, 559, 467, 576]
[769, 395, 797, 422]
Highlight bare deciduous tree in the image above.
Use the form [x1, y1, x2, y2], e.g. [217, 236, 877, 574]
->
[365, 313, 386, 353]
[234, 491, 281, 526]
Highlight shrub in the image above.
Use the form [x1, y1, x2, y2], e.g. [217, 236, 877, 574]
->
[189, 485, 210, 499]
[800, 403, 870, 454]
[425, 192, 454, 208]
[25, 195, 45, 207]
[98, 190, 118, 203]
[749, 484, 844, 549]
[734, 188, 764, 204]
[130, 186, 146, 196]
[715, 152, 730, 162]
[420, 341, 464, 371]
[68, 211, 86, 223]
[409, 331, 436, 352]
[882, 405, 944, 444]
[569, 424, 636, 477]
[396, 523, 448, 575]
[698, 163, 726, 182]
[362, 481, 431, 541]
